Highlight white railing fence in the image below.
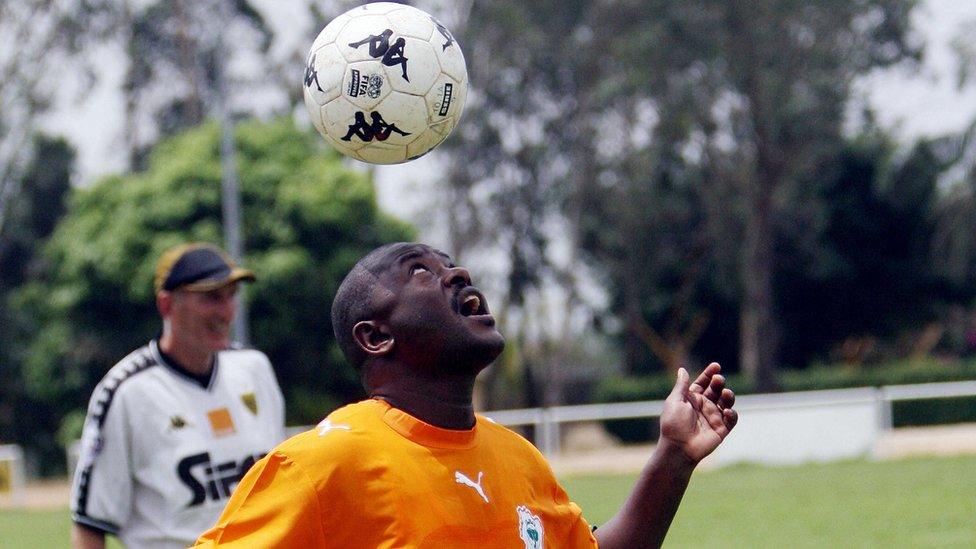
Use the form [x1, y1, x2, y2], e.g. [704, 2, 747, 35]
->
[70, 380, 976, 477]
[481, 380, 976, 464]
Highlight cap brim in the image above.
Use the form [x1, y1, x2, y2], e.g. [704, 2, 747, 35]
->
[179, 268, 256, 292]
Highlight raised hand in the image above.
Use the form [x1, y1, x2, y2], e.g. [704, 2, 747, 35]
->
[659, 362, 738, 463]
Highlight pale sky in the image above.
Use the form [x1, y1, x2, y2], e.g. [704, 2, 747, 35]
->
[37, 0, 976, 190]
[852, 0, 976, 141]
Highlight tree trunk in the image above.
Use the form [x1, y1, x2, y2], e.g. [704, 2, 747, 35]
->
[724, 1, 781, 392]
[739, 183, 779, 391]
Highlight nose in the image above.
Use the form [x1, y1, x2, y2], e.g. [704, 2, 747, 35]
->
[218, 294, 237, 319]
[441, 266, 471, 288]
[211, 288, 238, 318]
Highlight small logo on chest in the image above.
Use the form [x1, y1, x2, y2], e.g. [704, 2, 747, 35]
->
[207, 407, 236, 438]
[241, 392, 258, 415]
[517, 505, 544, 548]
[454, 470, 489, 503]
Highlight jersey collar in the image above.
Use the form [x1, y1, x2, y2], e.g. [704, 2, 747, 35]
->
[150, 338, 219, 391]
[372, 399, 479, 450]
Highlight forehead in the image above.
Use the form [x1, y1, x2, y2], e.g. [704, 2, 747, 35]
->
[174, 282, 239, 300]
[366, 243, 453, 276]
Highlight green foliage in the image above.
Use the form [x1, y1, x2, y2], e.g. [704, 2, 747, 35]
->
[446, 0, 923, 392]
[11, 119, 412, 472]
[777, 133, 955, 367]
[0, 136, 74, 474]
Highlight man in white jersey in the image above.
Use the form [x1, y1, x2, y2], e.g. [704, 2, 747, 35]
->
[70, 243, 286, 549]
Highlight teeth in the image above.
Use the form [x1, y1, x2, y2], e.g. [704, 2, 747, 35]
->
[462, 295, 481, 315]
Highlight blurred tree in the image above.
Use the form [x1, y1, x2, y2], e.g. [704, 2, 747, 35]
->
[935, 19, 976, 294]
[0, 136, 73, 470]
[932, 124, 976, 290]
[440, 0, 920, 394]
[431, 0, 617, 408]
[708, 0, 919, 389]
[108, 0, 276, 169]
[779, 131, 955, 367]
[574, 1, 742, 377]
[951, 18, 976, 88]
[0, 0, 117, 233]
[10, 119, 412, 472]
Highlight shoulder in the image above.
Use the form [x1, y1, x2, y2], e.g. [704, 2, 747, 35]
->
[474, 416, 565, 491]
[221, 344, 272, 365]
[218, 346, 275, 377]
[82, 345, 159, 428]
[275, 401, 385, 465]
[476, 414, 534, 444]
[88, 344, 160, 408]
[250, 401, 386, 498]
[476, 415, 549, 462]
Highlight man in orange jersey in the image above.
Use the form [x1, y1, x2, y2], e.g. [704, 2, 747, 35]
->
[196, 242, 738, 548]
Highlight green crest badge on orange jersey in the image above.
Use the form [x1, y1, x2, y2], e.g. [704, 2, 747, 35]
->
[517, 505, 544, 548]
[241, 392, 258, 415]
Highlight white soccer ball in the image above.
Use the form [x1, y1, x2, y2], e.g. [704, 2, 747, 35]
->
[302, 2, 468, 164]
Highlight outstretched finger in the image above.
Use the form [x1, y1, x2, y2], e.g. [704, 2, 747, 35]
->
[723, 408, 738, 431]
[669, 367, 691, 400]
[718, 388, 736, 410]
[700, 396, 727, 431]
[703, 374, 726, 402]
[690, 362, 721, 394]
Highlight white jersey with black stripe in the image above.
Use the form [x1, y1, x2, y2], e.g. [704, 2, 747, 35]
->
[70, 339, 285, 549]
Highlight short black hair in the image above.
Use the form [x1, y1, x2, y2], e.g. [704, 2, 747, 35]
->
[331, 242, 419, 370]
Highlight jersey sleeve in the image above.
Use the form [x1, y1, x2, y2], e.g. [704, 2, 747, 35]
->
[261, 353, 287, 443]
[194, 451, 325, 547]
[508, 424, 600, 548]
[557, 494, 600, 547]
[69, 381, 134, 534]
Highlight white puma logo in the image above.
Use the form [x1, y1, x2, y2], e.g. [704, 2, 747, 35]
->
[316, 419, 351, 436]
[455, 470, 489, 503]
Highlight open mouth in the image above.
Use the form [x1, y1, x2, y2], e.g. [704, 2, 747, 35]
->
[206, 320, 230, 339]
[456, 288, 490, 317]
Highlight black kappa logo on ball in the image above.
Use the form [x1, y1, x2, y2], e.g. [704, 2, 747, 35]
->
[341, 111, 411, 142]
[348, 29, 410, 81]
[304, 54, 323, 92]
[430, 16, 455, 51]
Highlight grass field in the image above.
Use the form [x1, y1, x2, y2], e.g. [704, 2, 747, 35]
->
[2, 455, 973, 548]
[565, 455, 976, 547]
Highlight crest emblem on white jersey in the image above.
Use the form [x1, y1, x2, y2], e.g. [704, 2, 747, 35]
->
[241, 392, 258, 415]
[317, 419, 351, 436]
[517, 505, 544, 549]
[454, 470, 489, 503]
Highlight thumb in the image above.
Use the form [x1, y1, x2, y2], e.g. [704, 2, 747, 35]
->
[669, 367, 690, 399]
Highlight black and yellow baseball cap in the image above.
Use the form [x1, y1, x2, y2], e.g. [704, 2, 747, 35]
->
[154, 243, 255, 293]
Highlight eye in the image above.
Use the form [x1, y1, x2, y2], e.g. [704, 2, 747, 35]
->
[410, 263, 430, 276]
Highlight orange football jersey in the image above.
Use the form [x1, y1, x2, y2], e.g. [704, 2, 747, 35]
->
[196, 398, 598, 548]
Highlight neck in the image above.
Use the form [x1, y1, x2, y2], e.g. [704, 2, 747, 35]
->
[367, 362, 480, 430]
[158, 332, 215, 376]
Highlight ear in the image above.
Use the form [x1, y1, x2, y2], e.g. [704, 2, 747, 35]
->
[156, 291, 173, 317]
[352, 320, 394, 356]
